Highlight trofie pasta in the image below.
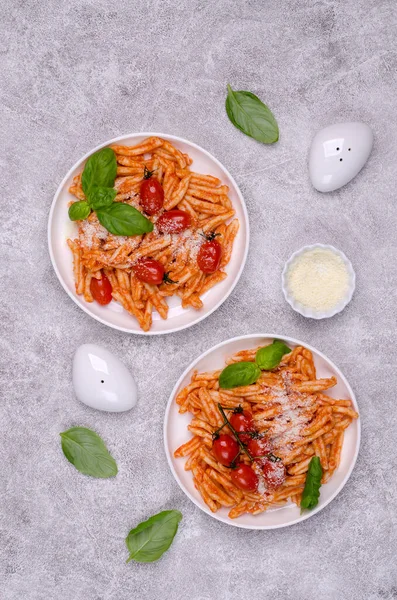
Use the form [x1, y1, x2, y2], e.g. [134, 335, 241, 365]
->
[174, 344, 358, 519]
[67, 137, 239, 331]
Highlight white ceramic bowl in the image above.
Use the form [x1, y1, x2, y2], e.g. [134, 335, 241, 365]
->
[164, 334, 360, 530]
[281, 244, 356, 319]
[48, 133, 249, 335]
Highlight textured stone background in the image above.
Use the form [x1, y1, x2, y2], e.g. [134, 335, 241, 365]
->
[1, 1, 397, 599]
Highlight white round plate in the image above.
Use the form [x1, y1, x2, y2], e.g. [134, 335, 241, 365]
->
[48, 133, 249, 335]
[164, 334, 360, 529]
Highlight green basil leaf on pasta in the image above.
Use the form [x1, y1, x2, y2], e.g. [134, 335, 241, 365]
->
[225, 84, 279, 144]
[300, 456, 322, 512]
[255, 340, 291, 370]
[82, 147, 117, 195]
[219, 361, 261, 389]
[88, 186, 117, 210]
[60, 427, 118, 478]
[97, 203, 153, 236]
[126, 510, 182, 563]
[68, 201, 91, 221]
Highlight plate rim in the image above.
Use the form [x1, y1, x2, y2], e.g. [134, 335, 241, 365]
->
[163, 333, 361, 530]
[47, 132, 250, 335]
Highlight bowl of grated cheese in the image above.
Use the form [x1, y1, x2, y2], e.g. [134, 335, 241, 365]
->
[282, 244, 356, 319]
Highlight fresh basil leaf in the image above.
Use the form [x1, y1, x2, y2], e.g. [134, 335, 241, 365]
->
[219, 361, 261, 389]
[225, 84, 279, 144]
[87, 186, 117, 210]
[68, 201, 91, 221]
[60, 427, 118, 478]
[82, 147, 117, 195]
[126, 510, 182, 563]
[97, 203, 153, 236]
[255, 339, 291, 370]
[272, 339, 291, 350]
[301, 456, 322, 512]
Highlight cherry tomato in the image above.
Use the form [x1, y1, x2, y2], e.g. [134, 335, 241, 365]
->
[90, 274, 112, 305]
[140, 177, 164, 215]
[248, 435, 273, 458]
[157, 210, 192, 234]
[260, 457, 286, 490]
[231, 464, 259, 492]
[133, 258, 164, 285]
[212, 434, 239, 467]
[197, 239, 222, 273]
[229, 410, 255, 444]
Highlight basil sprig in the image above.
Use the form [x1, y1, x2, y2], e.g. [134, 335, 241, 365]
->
[97, 203, 153, 236]
[69, 148, 119, 222]
[225, 84, 279, 144]
[219, 339, 291, 389]
[126, 510, 182, 563]
[68, 200, 91, 221]
[219, 361, 261, 389]
[60, 426, 118, 478]
[301, 456, 323, 512]
[87, 186, 117, 210]
[82, 147, 117, 194]
[68, 147, 153, 236]
[256, 340, 291, 370]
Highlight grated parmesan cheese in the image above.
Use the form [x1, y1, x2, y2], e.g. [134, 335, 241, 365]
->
[80, 220, 109, 248]
[286, 248, 350, 311]
[259, 376, 313, 450]
[172, 229, 203, 261]
[77, 200, 210, 269]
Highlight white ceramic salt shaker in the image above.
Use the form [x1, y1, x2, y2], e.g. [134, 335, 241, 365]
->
[309, 122, 373, 192]
[73, 344, 137, 412]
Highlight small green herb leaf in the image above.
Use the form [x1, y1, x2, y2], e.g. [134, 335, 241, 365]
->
[81, 147, 117, 196]
[60, 427, 118, 478]
[225, 84, 279, 144]
[300, 456, 322, 512]
[97, 203, 154, 236]
[255, 340, 291, 371]
[87, 186, 117, 210]
[219, 361, 261, 389]
[68, 201, 91, 221]
[126, 510, 182, 563]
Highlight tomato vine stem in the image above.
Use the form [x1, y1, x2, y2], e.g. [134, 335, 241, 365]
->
[216, 403, 254, 462]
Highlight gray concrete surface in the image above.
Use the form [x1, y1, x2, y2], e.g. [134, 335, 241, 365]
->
[1, 1, 397, 599]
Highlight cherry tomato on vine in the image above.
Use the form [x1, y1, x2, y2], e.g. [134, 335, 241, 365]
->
[260, 457, 286, 489]
[231, 464, 259, 492]
[90, 274, 112, 305]
[212, 434, 239, 467]
[229, 410, 255, 444]
[157, 210, 191, 234]
[197, 237, 222, 273]
[140, 168, 164, 215]
[248, 435, 273, 458]
[133, 258, 165, 285]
